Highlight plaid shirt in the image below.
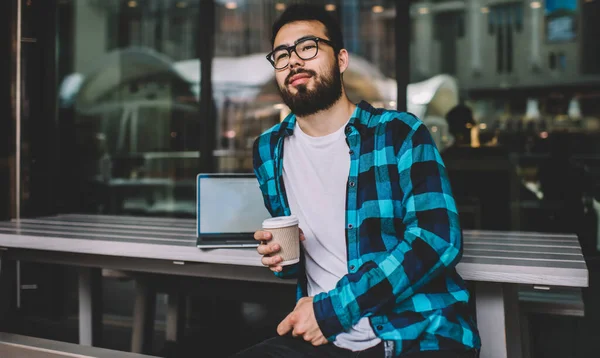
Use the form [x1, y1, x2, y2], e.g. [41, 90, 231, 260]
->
[253, 101, 480, 355]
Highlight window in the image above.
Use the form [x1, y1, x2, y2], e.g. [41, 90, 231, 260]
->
[212, 0, 397, 173]
[36, 0, 600, 248]
[410, 0, 600, 239]
[52, 0, 398, 217]
[57, 0, 202, 217]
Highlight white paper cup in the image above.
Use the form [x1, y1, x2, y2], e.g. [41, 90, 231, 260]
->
[262, 215, 300, 266]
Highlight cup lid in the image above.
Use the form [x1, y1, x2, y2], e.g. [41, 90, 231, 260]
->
[262, 215, 299, 229]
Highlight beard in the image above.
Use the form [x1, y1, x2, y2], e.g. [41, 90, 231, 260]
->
[277, 61, 343, 117]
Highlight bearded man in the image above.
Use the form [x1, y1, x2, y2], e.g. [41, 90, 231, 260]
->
[231, 4, 480, 358]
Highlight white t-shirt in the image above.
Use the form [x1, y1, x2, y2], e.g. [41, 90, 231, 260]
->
[282, 120, 381, 351]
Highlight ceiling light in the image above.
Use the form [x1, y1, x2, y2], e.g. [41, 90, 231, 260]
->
[418, 7, 429, 15]
[372, 5, 384, 13]
[225, 2, 237, 10]
[325, 4, 336, 11]
[530, 1, 542, 9]
[481, 7, 489, 14]
[128, 1, 137, 8]
[275, 3, 285, 11]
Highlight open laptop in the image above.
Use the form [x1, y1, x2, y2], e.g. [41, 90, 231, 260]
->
[196, 173, 271, 248]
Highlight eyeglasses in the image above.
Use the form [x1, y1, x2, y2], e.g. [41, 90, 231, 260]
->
[266, 36, 335, 70]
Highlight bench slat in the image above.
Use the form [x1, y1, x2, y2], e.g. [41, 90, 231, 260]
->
[0, 227, 194, 246]
[0, 222, 195, 241]
[464, 249, 584, 262]
[464, 243, 582, 255]
[0, 333, 157, 358]
[24, 215, 195, 228]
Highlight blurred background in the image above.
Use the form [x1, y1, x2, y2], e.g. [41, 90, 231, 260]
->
[1, 0, 599, 357]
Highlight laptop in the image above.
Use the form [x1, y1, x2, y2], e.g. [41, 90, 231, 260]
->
[196, 173, 271, 248]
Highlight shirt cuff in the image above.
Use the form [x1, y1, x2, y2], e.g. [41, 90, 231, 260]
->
[313, 291, 347, 340]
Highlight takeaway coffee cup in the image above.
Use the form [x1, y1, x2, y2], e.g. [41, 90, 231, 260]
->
[262, 215, 300, 266]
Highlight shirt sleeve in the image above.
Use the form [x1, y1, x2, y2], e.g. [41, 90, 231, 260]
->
[312, 122, 463, 340]
[252, 136, 300, 280]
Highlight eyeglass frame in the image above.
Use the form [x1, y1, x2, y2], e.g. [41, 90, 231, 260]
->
[266, 36, 336, 69]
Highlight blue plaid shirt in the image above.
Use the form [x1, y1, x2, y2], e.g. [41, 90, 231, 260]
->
[253, 101, 480, 355]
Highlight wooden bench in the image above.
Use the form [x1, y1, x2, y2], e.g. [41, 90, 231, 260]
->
[517, 285, 585, 358]
[0, 215, 589, 358]
[0, 332, 156, 357]
[519, 284, 585, 317]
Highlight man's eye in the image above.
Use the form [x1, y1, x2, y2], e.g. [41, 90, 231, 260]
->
[276, 52, 289, 60]
[300, 45, 316, 52]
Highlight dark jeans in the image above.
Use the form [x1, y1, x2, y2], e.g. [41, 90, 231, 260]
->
[229, 336, 478, 358]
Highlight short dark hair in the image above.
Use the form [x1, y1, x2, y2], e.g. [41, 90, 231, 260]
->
[446, 104, 475, 145]
[270, 4, 344, 54]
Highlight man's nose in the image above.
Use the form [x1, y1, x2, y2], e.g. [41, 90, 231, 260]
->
[288, 50, 304, 69]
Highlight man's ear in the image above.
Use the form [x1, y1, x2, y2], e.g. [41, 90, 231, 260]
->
[337, 49, 349, 74]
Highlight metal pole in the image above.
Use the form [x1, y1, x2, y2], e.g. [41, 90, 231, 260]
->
[199, 0, 216, 173]
[395, 0, 410, 112]
[15, 0, 21, 219]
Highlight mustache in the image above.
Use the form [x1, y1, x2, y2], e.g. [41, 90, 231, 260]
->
[285, 69, 317, 86]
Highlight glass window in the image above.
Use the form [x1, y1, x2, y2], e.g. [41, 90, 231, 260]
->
[56, 0, 399, 217]
[409, 0, 600, 250]
[57, 0, 201, 217]
[212, 0, 397, 173]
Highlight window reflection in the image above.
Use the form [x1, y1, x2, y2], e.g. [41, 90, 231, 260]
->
[212, 0, 398, 172]
[409, 0, 600, 239]
[58, 0, 201, 217]
[55, 0, 600, 245]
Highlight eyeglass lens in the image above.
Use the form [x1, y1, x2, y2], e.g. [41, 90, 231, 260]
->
[271, 39, 318, 69]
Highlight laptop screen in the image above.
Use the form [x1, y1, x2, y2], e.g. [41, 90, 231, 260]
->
[196, 174, 271, 236]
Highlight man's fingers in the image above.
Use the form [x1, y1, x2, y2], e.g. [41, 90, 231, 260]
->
[311, 336, 327, 346]
[299, 228, 306, 242]
[254, 230, 272, 241]
[292, 326, 304, 338]
[257, 243, 280, 256]
[261, 255, 282, 267]
[269, 265, 283, 273]
[277, 314, 294, 336]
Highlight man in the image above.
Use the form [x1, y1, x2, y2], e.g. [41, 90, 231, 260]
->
[232, 5, 480, 358]
[445, 104, 477, 148]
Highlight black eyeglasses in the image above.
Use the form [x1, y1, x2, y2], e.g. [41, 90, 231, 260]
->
[266, 36, 335, 70]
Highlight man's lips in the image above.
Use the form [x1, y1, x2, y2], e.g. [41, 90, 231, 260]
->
[288, 73, 312, 86]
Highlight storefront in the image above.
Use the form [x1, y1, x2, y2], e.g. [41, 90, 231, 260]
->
[1, 1, 599, 356]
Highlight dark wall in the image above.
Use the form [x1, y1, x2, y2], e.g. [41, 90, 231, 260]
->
[0, 0, 59, 220]
[19, 0, 58, 218]
[0, 0, 15, 221]
[582, 0, 600, 74]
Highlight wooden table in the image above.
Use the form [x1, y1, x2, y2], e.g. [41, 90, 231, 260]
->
[0, 332, 156, 357]
[0, 214, 589, 358]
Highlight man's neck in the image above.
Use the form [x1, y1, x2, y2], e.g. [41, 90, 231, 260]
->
[295, 96, 356, 137]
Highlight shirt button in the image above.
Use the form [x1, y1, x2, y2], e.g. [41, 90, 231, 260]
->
[349, 150, 354, 155]
[348, 181, 355, 187]
[349, 265, 355, 271]
[348, 224, 353, 229]
[345, 126, 351, 133]
[377, 325, 383, 330]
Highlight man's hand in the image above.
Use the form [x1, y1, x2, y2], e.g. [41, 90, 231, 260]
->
[255, 228, 305, 272]
[277, 297, 328, 346]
